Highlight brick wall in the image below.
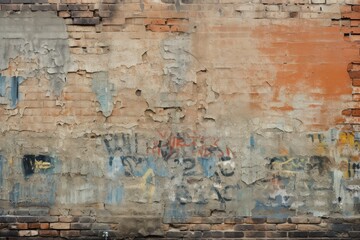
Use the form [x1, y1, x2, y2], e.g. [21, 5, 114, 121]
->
[2, 215, 360, 239]
[0, 0, 360, 239]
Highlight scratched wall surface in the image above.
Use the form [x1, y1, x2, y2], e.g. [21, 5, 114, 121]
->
[0, 0, 360, 239]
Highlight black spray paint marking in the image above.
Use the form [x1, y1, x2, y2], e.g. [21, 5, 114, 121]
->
[10, 76, 19, 109]
[103, 133, 138, 166]
[22, 155, 53, 178]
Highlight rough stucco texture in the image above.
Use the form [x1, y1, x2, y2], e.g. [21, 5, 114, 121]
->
[0, 0, 360, 239]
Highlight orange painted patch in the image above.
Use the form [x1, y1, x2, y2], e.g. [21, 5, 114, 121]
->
[253, 20, 358, 130]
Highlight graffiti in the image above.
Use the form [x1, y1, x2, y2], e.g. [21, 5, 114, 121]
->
[22, 155, 54, 178]
[339, 160, 360, 180]
[268, 155, 331, 174]
[102, 132, 238, 210]
[212, 184, 240, 203]
[175, 185, 192, 204]
[307, 133, 325, 143]
[103, 133, 138, 166]
[5, 154, 59, 207]
[101, 130, 360, 217]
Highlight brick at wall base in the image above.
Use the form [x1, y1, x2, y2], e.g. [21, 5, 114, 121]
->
[0, 216, 360, 239]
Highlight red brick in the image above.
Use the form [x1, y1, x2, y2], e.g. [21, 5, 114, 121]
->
[50, 223, 70, 230]
[188, 224, 210, 231]
[351, 20, 360, 27]
[40, 223, 49, 230]
[59, 216, 74, 223]
[352, 109, 360, 116]
[353, 79, 360, 86]
[244, 217, 266, 224]
[9, 223, 27, 230]
[28, 223, 40, 229]
[17, 223, 28, 230]
[353, 6, 360, 12]
[1, 4, 21, 11]
[277, 223, 296, 230]
[297, 224, 323, 231]
[289, 217, 309, 224]
[167, 18, 188, 25]
[341, 5, 352, 13]
[39, 230, 59, 236]
[170, 25, 189, 32]
[60, 230, 80, 237]
[353, 94, 360, 101]
[349, 71, 360, 79]
[59, 11, 71, 18]
[343, 12, 360, 20]
[267, 218, 287, 224]
[144, 18, 167, 25]
[146, 24, 170, 32]
[211, 224, 234, 230]
[342, 109, 352, 116]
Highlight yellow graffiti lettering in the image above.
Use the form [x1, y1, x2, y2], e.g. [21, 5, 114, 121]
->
[140, 169, 155, 203]
[339, 132, 355, 146]
[34, 160, 51, 171]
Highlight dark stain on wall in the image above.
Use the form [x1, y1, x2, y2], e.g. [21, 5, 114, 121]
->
[22, 155, 53, 178]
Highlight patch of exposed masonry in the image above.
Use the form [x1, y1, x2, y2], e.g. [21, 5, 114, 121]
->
[0, 11, 70, 100]
[92, 71, 116, 117]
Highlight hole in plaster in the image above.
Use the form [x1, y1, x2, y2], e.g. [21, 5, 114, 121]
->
[290, 12, 298, 18]
[135, 89, 142, 96]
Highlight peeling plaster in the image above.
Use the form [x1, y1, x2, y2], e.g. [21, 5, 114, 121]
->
[92, 71, 116, 117]
[161, 36, 205, 86]
[0, 12, 70, 95]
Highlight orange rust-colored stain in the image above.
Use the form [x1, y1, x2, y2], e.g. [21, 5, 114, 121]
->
[271, 105, 294, 111]
[252, 20, 358, 130]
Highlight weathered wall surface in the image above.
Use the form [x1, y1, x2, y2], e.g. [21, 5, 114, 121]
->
[0, 0, 360, 239]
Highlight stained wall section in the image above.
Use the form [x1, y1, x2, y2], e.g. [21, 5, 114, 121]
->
[0, 0, 359, 239]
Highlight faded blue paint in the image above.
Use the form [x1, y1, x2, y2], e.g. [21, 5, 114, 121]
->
[91, 72, 115, 117]
[250, 134, 255, 148]
[107, 156, 168, 178]
[0, 156, 3, 187]
[107, 156, 125, 177]
[0, 75, 5, 97]
[163, 202, 188, 223]
[197, 157, 216, 177]
[9, 183, 20, 207]
[9, 157, 60, 207]
[10, 76, 19, 109]
[106, 184, 124, 204]
[10, 176, 56, 207]
[147, 156, 168, 177]
[251, 200, 295, 218]
[355, 132, 360, 142]
[0, 75, 24, 108]
[126, 157, 148, 177]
